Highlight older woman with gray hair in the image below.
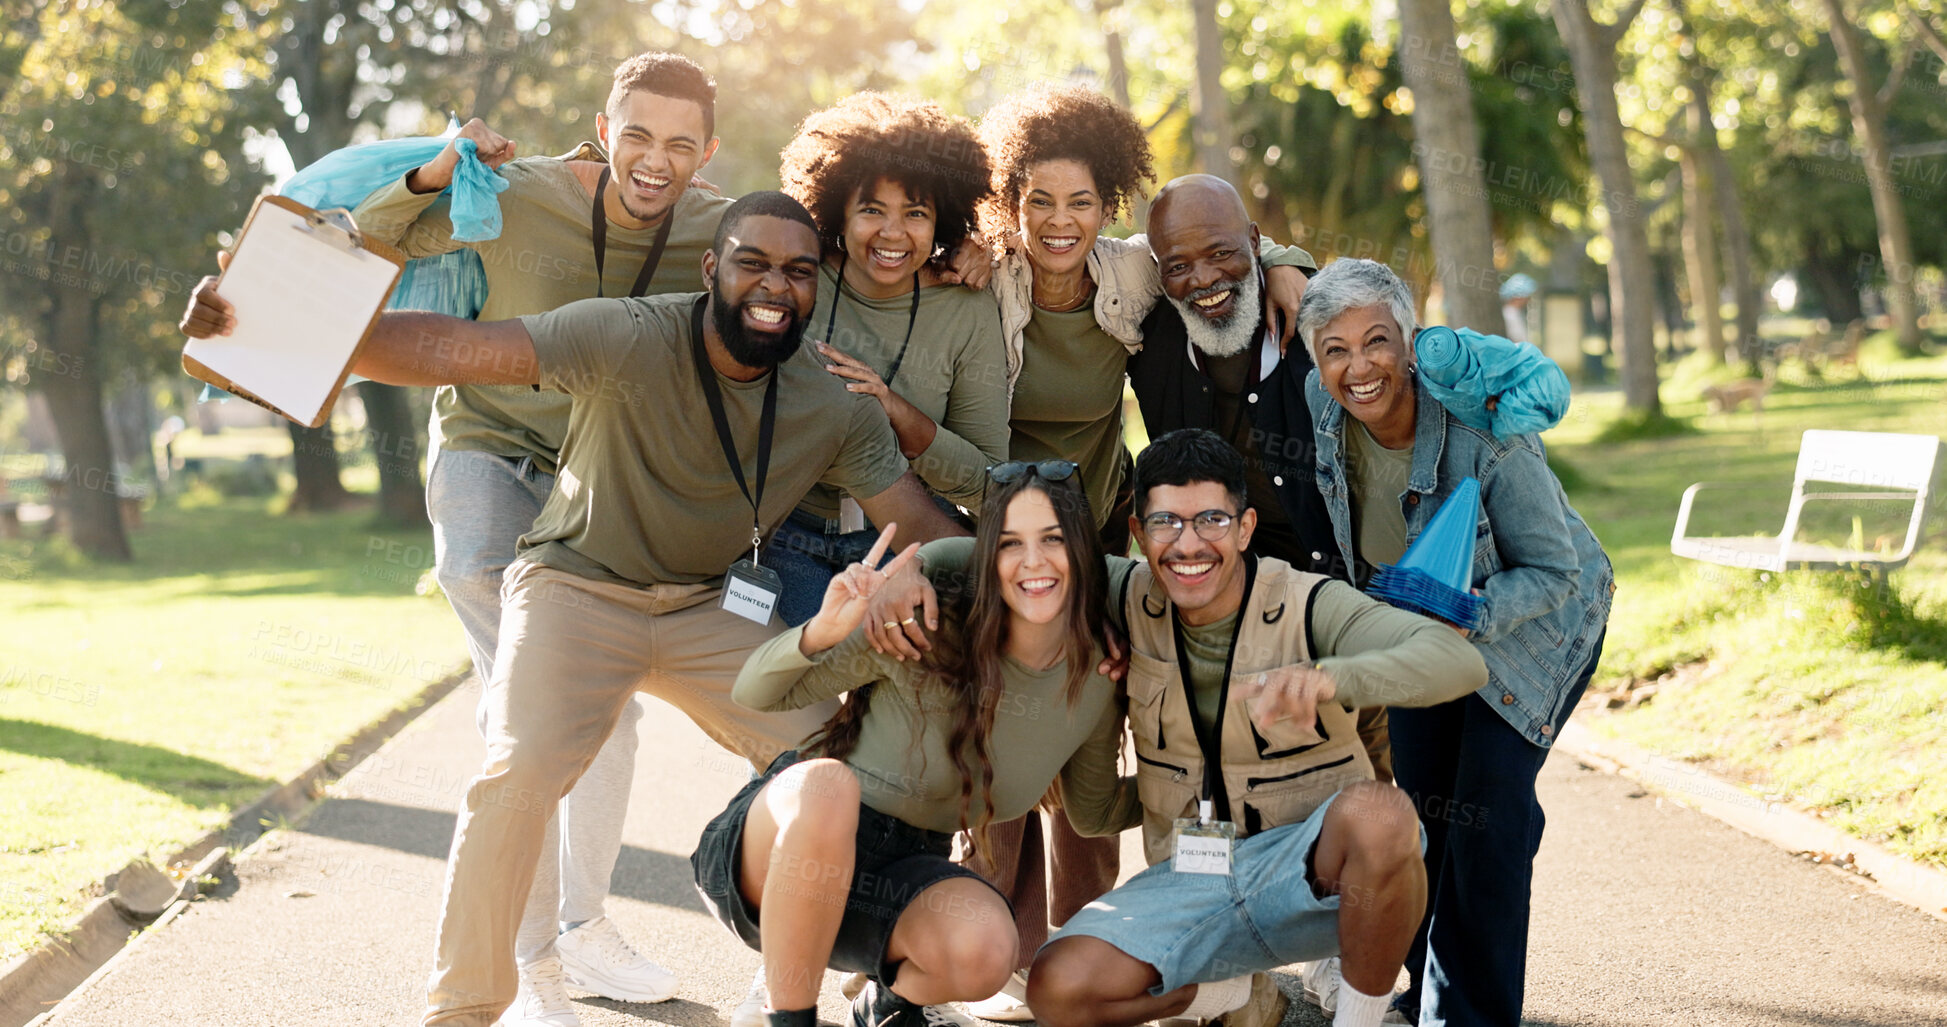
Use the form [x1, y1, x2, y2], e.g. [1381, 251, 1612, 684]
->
[1296, 258, 1613, 1027]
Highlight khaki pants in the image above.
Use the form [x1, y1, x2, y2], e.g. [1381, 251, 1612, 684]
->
[423, 562, 837, 1026]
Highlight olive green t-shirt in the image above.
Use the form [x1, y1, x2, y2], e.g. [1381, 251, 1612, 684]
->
[797, 264, 1009, 519]
[1346, 421, 1414, 584]
[735, 624, 1135, 835]
[353, 154, 735, 472]
[1009, 304, 1130, 531]
[515, 292, 908, 587]
[1179, 610, 1241, 730]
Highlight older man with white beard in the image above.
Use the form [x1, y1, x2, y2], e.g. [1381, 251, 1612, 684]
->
[1127, 175, 1337, 580]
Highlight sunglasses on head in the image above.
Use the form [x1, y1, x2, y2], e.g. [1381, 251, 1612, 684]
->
[986, 460, 1080, 484]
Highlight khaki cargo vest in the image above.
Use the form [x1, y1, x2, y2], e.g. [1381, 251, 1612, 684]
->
[1122, 556, 1375, 866]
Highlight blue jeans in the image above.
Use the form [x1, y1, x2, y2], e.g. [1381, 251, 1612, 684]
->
[1048, 793, 1355, 993]
[763, 512, 884, 627]
[1387, 632, 1605, 1027]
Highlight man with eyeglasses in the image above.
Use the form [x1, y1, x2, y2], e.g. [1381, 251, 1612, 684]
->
[867, 430, 1485, 1027]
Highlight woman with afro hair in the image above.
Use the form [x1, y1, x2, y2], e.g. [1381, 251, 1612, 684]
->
[764, 92, 1011, 629]
[957, 83, 1316, 1023]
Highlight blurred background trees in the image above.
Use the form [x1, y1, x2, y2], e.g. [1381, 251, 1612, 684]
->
[3, 0, 1943, 559]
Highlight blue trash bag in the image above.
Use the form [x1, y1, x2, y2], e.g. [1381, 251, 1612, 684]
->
[1414, 326, 1571, 437]
[199, 136, 505, 403]
[280, 136, 508, 243]
[281, 134, 500, 319]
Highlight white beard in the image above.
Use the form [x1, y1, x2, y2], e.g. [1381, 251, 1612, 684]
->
[1172, 270, 1262, 358]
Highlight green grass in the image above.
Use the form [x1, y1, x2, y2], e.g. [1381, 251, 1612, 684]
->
[1544, 338, 1947, 866]
[0, 489, 466, 959]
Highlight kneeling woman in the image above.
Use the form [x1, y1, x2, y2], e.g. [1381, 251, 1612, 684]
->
[692, 466, 1129, 1027]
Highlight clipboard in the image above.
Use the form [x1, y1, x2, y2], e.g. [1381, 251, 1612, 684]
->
[182, 194, 406, 428]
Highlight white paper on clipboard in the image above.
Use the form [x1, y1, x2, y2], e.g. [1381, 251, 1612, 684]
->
[183, 200, 401, 427]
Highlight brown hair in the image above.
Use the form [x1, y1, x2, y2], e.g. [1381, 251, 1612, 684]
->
[976, 84, 1155, 243]
[778, 92, 992, 267]
[607, 52, 717, 138]
[805, 473, 1109, 851]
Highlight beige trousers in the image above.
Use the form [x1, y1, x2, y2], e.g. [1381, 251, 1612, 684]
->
[423, 561, 837, 1026]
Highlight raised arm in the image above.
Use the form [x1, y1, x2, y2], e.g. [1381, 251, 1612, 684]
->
[179, 258, 538, 387]
[352, 119, 517, 257]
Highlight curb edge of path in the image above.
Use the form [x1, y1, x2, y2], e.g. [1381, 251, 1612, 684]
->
[0, 669, 472, 1027]
[1557, 719, 1947, 924]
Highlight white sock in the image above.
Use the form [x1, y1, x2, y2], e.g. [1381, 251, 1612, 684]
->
[1332, 979, 1392, 1027]
[1178, 975, 1252, 1020]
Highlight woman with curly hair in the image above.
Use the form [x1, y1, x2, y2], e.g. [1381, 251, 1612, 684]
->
[765, 92, 1010, 627]
[979, 84, 1314, 558]
[958, 83, 1315, 1022]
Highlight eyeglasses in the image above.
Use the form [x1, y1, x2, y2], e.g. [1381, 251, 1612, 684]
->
[986, 460, 1079, 484]
[1140, 509, 1237, 544]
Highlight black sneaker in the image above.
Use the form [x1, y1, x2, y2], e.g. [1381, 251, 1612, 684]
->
[850, 978, 921, 1027]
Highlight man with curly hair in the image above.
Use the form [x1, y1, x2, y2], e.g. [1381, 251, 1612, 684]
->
[349, 51, 735, 1027]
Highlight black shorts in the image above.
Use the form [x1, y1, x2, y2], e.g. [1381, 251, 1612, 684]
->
[690, 750, 1003, 982]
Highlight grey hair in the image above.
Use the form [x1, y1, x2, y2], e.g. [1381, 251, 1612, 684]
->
[1295, 258, 1419, 363]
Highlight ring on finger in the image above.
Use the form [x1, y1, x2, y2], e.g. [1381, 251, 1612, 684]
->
[900, 617, 917, 626]
[882, 620, 900, 630]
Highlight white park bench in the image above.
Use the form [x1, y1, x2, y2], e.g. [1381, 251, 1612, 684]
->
[1672, 429, 1940, 580]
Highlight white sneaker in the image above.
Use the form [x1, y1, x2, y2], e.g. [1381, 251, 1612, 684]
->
[555, 915, 679, 1003]
[497, 956, 579, 1027]
[729, 965, 768, 1027]
[961, 969, 1033, 1022]
[1299, 956, 1341, 1014]
[921, 1005, 980, 1027]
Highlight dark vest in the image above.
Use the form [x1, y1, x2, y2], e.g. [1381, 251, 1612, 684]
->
[1128, 303, 1345, 580]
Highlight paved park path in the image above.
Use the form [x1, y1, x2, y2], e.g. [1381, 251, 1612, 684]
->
[37, 680, 1947, 1027]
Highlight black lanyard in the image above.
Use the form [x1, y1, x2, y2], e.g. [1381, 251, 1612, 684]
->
[823, 254, 922, 386]
[1168, 553, 1257, 823]
[688, 298, 779, 561]
[591, 166, 675, 298]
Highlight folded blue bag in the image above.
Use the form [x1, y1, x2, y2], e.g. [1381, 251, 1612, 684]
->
[280, 136, 508, 244]
[1414, 326, 1571, 437]
[201, 136, 503, 402]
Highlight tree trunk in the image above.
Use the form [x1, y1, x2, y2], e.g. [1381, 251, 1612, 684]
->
[1820, 0, 1923, 354]
[1399, 0, 1502, 332]
[1675, 0, 1762, 367]
[39, 165, 130, 561]
[1097, 0, 1133, 110]
[1677, 138, 1725, 362]
[1803, 247, 1866, 325]
[1704, 135, 1761, 367]
[286, 420, 356, 513]
[1553, 0, 1662, 412]
[1190, 0, 1235, 185]
[357, 381, 428, 528]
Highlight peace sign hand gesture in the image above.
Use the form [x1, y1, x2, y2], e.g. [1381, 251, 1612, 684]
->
[797, 523, 923, 657]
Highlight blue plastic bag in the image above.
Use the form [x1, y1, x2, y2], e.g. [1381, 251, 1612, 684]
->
[280, 134, 500, 320]
[280, 136, 508, 243]
[1414, 326, 1570, 437]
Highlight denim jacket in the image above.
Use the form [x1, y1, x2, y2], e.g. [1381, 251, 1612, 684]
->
[1308, 373, 1614, 747]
